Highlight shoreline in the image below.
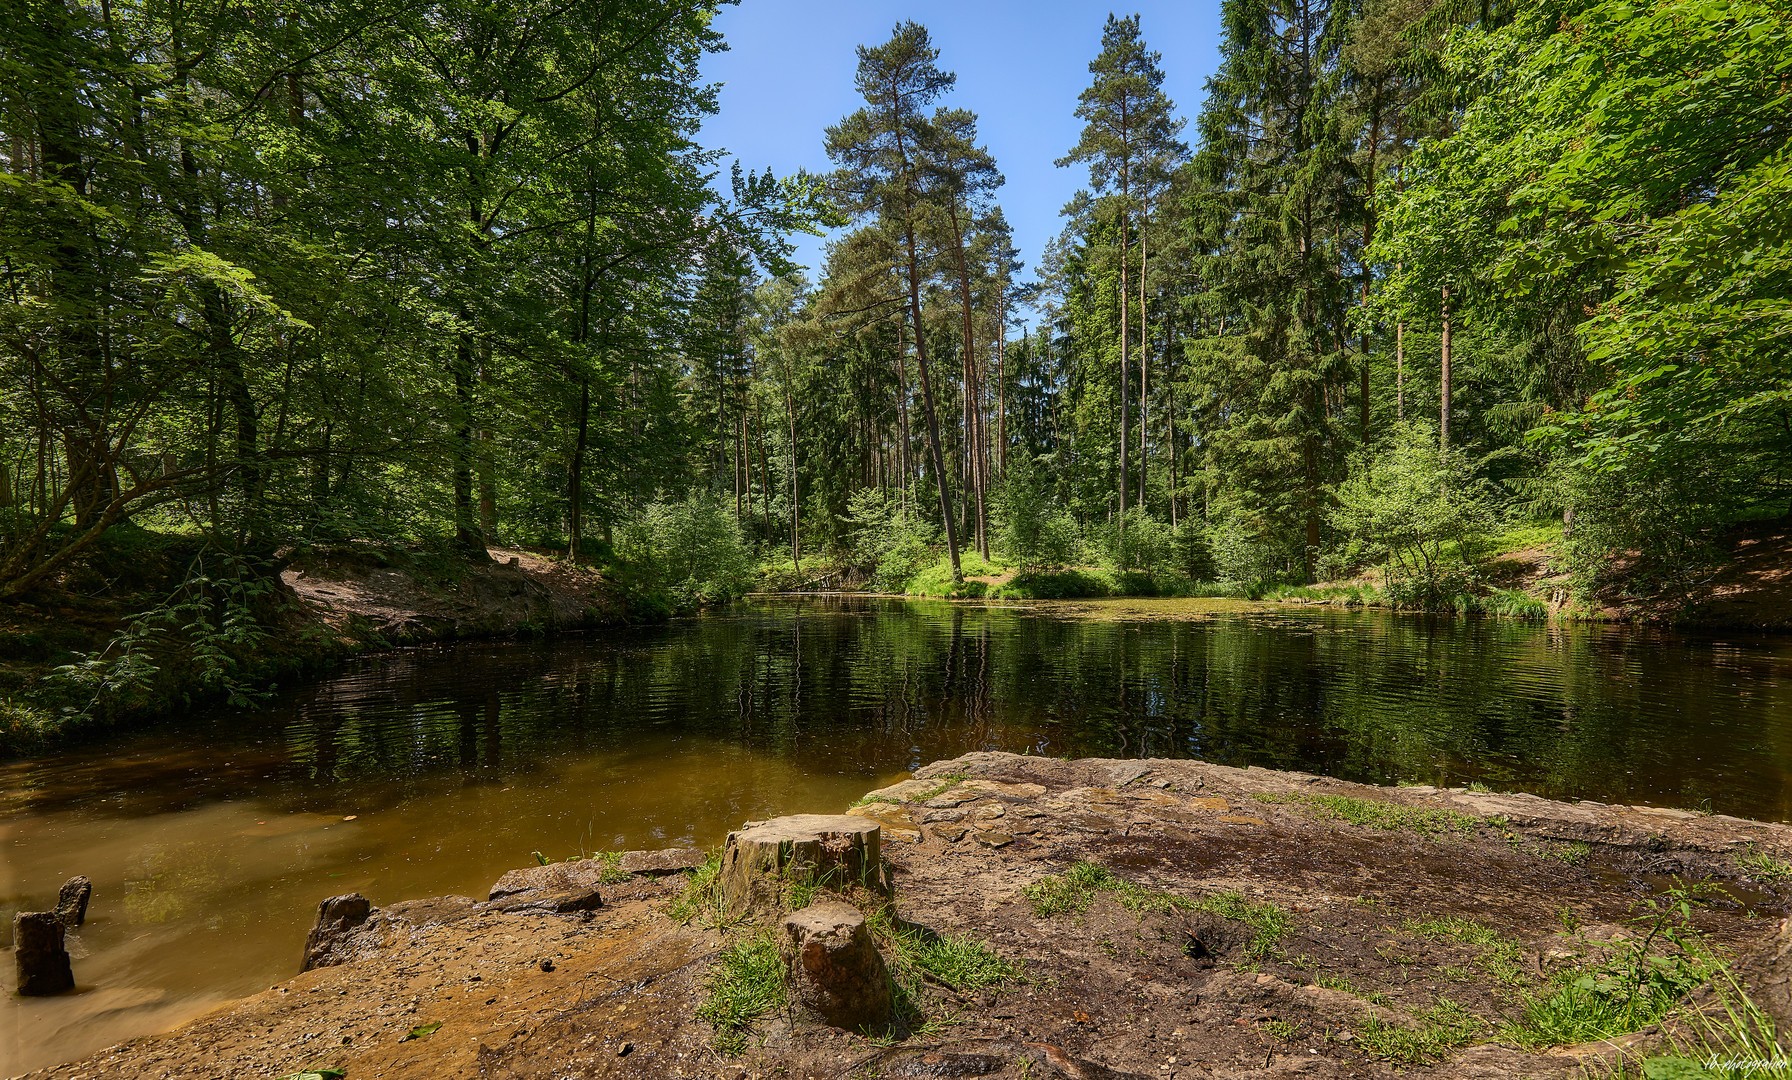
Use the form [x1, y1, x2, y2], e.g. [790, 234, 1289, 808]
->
[19, 752, 1792, 1080]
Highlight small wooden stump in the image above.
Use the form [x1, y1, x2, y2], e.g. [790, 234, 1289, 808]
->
[720, 815, 887, 917]
[57, 876, 92, 927]
[779, 902, 892, 1032]
[13, 911, 75, 996]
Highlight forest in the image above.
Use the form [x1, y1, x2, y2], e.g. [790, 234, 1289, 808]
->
[2, 0, 1789, 618]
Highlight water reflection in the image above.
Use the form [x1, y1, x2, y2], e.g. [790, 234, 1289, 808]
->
[2, 596, 1791, 1074]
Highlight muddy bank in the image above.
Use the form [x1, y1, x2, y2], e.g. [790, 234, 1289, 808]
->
[23, 753, 1792, 1080]
[0, 542, 636, 754]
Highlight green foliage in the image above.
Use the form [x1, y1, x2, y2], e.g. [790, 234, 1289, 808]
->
[47, 551, 276, 714]
[668, 851, 728, 926]
[616, 495, 754, 608]
[993, 457, 1080, 571]
[1330, 422, 1501, 609]
[844, 488, 937, 591]
[1503, 887, 1723, 1050]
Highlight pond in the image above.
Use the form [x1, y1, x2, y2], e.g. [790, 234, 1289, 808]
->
[4, 595, 1791, 1073]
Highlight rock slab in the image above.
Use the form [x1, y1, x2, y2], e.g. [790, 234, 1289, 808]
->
[721, 814, 887, 916]
[57, 876, 92, 927]
[13, 910, 75, 995]
[301, 893, 373, 973]
[779, 902, 892, 1032]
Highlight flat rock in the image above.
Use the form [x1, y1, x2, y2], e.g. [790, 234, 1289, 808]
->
[847, 803, 921, 843]
[488, 861, 609, 900]
[618, 848, 706, 875]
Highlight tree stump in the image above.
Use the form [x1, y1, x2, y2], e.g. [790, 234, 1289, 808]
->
[779, 901, 892, 1032]
[57, 876, 92, 927]
[13, 911, 75, 996]
[720, 815, 887, 917]
[300, 893, 372, 972]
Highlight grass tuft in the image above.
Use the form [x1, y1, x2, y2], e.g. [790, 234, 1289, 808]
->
[1355, 999, 1483, 1064]
[1735, 846, 1792, 884]
[695, 932, 784, 1053]
[668, 850, 727, 925]
[1197, 891, 1293, 960]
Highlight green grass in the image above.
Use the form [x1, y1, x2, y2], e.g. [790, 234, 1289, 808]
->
[871, 908, 1024, 995]
[668, 850, 727, 925]
[1256, 791, 1482, 836]
[696, 931, 784, 1052]
[1501, 903, 1720, 1050]
[1198, 890, 1294, 960]
[1735, 846, 1792, 883]
[1021, 861, 1196, 918]
[1317, 974, 1356, 993]
[1403, 916, 1528, 985]
[594, 850, 629, 884]
[1309, 793, 1481, 835]
[1355, 999, 1484, 1064]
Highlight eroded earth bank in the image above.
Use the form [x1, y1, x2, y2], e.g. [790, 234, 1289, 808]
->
[25, 752, 1792, 1080]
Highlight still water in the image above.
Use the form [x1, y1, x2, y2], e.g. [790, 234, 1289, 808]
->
[4, 595, 1792, 1073]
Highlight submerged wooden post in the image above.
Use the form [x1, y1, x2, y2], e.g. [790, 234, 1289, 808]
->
[720, 815, 887, 917]
[13, 911, 75, 996]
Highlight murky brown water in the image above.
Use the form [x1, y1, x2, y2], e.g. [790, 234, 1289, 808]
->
[4, 595, 1791, 1074]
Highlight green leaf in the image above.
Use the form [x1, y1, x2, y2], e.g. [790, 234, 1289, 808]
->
[273, 1070, 346, 1080]
[402, 1022, 443, 1041]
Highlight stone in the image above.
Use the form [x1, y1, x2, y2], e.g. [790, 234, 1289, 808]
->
[617, 848, 706, 876]
[974, 831, 1015, 848]
[57, 876, 92, 927]
[846, 802, 922, 843]
[488, 861, 608, 900]
[720, 815, 887, 917]
[483, 888, 605, 915]
[301, 893, 372, 973]
[13, 911, 75, 995]
[778, 902, 892, 1032]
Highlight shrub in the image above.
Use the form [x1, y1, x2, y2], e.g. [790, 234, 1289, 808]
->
[1330, 420, 1501, 607]
[615, 493, 753, 607]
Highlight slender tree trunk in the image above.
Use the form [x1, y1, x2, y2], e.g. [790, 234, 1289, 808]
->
[568, 378, 589, 559]
[786, 389, 800, 573]
[903, 222, 962, 580]
[1138, 214, 1149, 511]
[1440, 284, 1452, 450]
[947, 199, 988, 560]
[452, 335, 489, 559]
[1118, 197, 1131, 538]
[1396, 318, 1405, 421]
[757, 406, 773, 541]
[997, 298, 1008, 480]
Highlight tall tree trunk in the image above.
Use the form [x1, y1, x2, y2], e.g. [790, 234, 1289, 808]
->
[947, 199, 988, 560]
[568, 378, 589, 559]
[786, 389, 800, 573]
[1440, 285, 1452, 450]
[452, 335, 489, 559]
[1138, 214, 1149, 511]
[1118, 196, 1130, 538]
[903, 223, 961, 580]
[1396, 318, 1405, 421]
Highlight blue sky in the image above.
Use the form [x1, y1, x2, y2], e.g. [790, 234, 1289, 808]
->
[696, 0, 1225, 305]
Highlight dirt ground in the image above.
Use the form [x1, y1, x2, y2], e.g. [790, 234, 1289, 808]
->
[280, 545, 631, 645]
[23, 752, 1792, 1080]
